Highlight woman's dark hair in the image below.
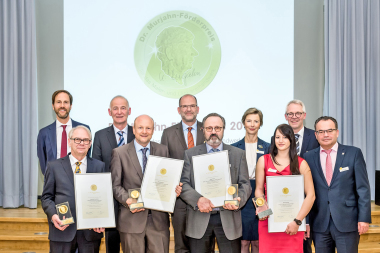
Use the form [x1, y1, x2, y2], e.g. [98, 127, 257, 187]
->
[270, 124, 300, 175]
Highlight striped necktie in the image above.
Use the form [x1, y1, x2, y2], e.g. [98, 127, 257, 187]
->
[295, 134, 300, 155]
[75, 161, 82, 174]
[117, 131, 125, 147]
[141, 148, 148, 173]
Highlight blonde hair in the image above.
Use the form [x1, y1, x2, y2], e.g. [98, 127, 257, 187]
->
[241, 108, 263, 126]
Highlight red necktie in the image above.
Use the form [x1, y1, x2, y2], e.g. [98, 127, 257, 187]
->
[60, 125, 67, 158]
[187, 127, 194, 149]
[323, 149, 333, 185]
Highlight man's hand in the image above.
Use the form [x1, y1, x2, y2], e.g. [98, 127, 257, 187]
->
[175, 183, 183, 197]
[285, 221, 299, 236]
[126, 198, 145, 213]
[358, 222, 369, 235]
[304, 224, 310, 240]
[197, 197, 214, 213]
[52, 214, 69, 231]
[92, 227, 105, 233]
[223, 197, 240, 210]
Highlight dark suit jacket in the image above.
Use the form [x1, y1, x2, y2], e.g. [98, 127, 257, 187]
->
[231, 137, 270, 162]
[41, 155, 105, 242]
[92, 124, 134, 227]
[110, 141, 170, 233]
[299, 127, 320, 158]
[180, 143, 251, 240]
[37, 119, 91, 174]
[304, 144, 371, 233]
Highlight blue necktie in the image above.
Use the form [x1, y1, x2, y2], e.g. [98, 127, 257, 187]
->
[212, 148, 220, 152]
[295, 134, 300, 155]
[117, 131, 125, 147]
[141, 148, 148, 173]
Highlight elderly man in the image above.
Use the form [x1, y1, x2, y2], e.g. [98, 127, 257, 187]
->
[92, 95, 135, 253]
[41, 125, 105, 253]
[180, 113, 251, 253]
[111, 115, 182, 253]
[161, 94, 205, 253]
[304, 116, 371, 253]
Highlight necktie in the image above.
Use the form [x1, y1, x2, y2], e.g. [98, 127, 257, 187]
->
[117, 131, 125, 147]
[212, 148, 220, 152]
[187, 127, 194, 149]
[141, 148, 148, 173]
[60, 125, 67, 158]
[75, 161, 82, 174]
[323, 149, 333, 185]
[295, 134, 300, 155]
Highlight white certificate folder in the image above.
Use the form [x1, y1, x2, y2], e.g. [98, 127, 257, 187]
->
[74, 173, 116, 230]
[266, 175, 306, 233]
[192, 150, 231, 207]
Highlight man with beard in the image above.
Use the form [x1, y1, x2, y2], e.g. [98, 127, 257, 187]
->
[161, 94, 205, 253]
[37, 90, 91, 174]
[179, 113, 251, 253]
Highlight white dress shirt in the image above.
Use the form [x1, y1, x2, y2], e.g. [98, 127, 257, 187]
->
[320, 142, 339, 177]
[69, 154, 87, 174]
[56, 118, 72, 158]
[295, 126, 305, 155]
[182, 121, 197, 147]
[113, 124, 129, 145]
[245, 142, 258, 179]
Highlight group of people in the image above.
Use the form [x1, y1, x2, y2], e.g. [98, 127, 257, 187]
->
[38, 90, 371, 253]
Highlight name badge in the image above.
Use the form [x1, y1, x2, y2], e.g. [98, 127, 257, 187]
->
[257, 150, 264, 154]
[268, 168, 277, 173]
[339, 167, 349, 172]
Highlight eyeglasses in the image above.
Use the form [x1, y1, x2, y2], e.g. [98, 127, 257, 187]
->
[286, 112, 304, 118]
[179, 104, 197, 109]
[315, 129, 337, 135]
[70, 138, 92, 145]
[204, 126, 224, 132]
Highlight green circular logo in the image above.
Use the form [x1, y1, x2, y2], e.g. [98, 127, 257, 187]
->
[134, 11, 221, 98]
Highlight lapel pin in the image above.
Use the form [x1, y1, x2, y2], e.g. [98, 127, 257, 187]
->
[258, 145, 263, 149]
[342, 152, 345, 155]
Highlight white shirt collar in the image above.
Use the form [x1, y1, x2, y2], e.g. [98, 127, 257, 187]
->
[69, 154, 87, 166]
[113, 124, 128, 135]
[295, 126, 305, 137]
[56, 118, 72, 129]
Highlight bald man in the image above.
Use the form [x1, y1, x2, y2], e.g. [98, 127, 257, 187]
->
[111, 115, 182, 253]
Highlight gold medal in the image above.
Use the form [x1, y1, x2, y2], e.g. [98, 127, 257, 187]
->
[227, 186, 236, 195]
[131, 190, 140, 199]
[90, 184, 97, 191]
[256, 197, 265, 207]
[208, 165, 215, 171]
[58, 205, 68, 214]
[160, 168, 167, 175]
[282, 187, 289, 194]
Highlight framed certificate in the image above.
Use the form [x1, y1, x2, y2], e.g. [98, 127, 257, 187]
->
[74, 173, 116, 230]
[266, 175, 306, 232]
[193, 151, 231, 207]
[140, 155, 184, 213]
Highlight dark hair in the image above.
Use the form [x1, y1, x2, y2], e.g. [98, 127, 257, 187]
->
[270, 124, 300, 175]
[52, 90, 73, 105]
[179, 94, 197, 106]
[202, 113, 226, 128]
[314, 116, 338, 130]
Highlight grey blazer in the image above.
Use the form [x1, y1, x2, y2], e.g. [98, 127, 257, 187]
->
[110, 141, 170, 233]
[180, 143, 251, 240]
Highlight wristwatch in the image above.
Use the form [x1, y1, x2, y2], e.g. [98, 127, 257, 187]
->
[294, 218, 302, 226]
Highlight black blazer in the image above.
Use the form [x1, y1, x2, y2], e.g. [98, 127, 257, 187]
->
[41, 155, 105, 242]
[231, 137, 270, 162]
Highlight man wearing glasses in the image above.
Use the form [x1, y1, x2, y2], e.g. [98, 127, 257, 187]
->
[284, 99, 319, 253]
[180, 113, 251, 253]
[161, 94, 205, 253]
[42, 125, 105, 253]
[304, 116, 371, 253]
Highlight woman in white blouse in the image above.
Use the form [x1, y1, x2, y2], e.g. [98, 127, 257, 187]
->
[231, 108, 271, 253]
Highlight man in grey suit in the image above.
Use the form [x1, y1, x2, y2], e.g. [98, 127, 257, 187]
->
[42, 125, 105, 253]
[180, 113, 251, 253]
[161, 94, 205, 253]
[111, 115, 182, 253]
[92, 95, 135, 253]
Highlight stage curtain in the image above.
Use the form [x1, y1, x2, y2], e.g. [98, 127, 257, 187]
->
[0, 0, 38, 208]
[323, 0, 380, 199]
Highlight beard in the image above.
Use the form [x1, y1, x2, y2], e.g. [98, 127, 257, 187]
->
[205, 133, 223, 146]
[54, 107, 70, 119]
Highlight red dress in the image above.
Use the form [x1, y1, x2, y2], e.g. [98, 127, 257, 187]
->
[258, 154, 304, 253]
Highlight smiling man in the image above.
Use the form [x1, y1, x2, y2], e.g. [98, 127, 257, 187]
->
[37, 90, 91, 174]
[92, 95, 135, 253]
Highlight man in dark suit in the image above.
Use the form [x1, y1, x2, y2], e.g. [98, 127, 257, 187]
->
[304, 116, 371, 253]
[37, 90, 91, 174]
[180, 113, 251, 253]
[92, 95, 135, 253]
[161, 94, 204, 253]
[41, 125, 105, 253]
[111, 115, 182, 253]
[284, 99, 319, 252]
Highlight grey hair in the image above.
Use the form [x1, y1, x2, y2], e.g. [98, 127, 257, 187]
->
[202, 113, 226, 128]
[109, 95, 129, 109]
[285, 99, 306, 114]
[68, 125, 92, 140]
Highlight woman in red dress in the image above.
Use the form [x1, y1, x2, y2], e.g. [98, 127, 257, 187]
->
[255, 124, 315, 253]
